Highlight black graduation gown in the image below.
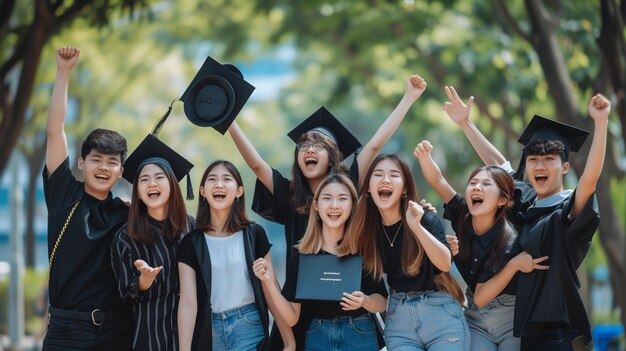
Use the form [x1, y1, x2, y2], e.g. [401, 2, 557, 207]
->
[513, 189, 599, 340]
[178, 224, 271, 351]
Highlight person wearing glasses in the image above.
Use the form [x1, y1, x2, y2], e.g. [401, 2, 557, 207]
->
[228, 75, 427, 349]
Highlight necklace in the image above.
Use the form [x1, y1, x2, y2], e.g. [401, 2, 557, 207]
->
[382, 222, 402, 247]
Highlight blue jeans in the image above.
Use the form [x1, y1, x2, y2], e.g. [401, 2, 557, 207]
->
[304, 314, 378, 351]
[465, 292, 519, 351]
[384, 290, 470, 351]
[212, 303, 264, 351]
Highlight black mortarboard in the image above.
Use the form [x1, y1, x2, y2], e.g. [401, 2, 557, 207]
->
[513, 114, 590, 180]
[287, 106, 362, 158]
[123, 134, 195, 200]
[181, 56, 255, 134]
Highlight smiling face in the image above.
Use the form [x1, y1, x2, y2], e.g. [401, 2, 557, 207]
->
[200, 164, 244, 213]
[78, 150, 123, 200]
[296, 136, 331, 182]
[525, 153, 568, 199]
[136, 163, 171, 219]
[368, 158, 405, 214]
[464, 170, 508, 219]
[314, 182, 354, 232]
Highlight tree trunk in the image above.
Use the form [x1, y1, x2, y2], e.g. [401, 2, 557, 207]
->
[0, 0, 50, 175]
[25, 139, 47, 267]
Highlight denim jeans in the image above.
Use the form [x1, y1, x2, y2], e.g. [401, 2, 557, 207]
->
[304, 314, 378, 351]
[384, 290, 470, 351]
[212, 303, 264, 351]
[465, 292, 519, 351]
[42, 315, 133, 351]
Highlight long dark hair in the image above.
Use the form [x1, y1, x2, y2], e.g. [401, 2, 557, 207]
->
[456, 165, 516, 273]
[289, 131, 349, 215]
[344, 154, 464, 304]
[127, 163, 187, 244]
[343, 154, 425, 278]
[195, 160, 252, 233]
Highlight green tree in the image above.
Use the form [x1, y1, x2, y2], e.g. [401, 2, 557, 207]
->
[0, 0, 153, 177]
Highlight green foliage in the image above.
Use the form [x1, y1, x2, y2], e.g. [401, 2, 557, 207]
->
[0, 268, 48, 335]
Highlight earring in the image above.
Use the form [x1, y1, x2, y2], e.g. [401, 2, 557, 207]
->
[366, 192, 371, 198]
[402, 193, 407, 198]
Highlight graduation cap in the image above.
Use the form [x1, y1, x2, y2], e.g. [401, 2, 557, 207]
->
[180, 56, 256, 134]
[287, 106, 362, 158]
[513, 114, 590, 180]
[123, 134, 195, 200]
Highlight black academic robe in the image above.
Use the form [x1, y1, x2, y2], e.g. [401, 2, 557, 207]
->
[178, 224, 271, 351]
[513, 189, 599, 340]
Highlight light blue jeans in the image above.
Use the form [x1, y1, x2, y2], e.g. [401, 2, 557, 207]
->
[211, 303, 264, 351]
[384, 290, 470, 351]
[464, 292, 519, 351]
[304, 314, 378, 351]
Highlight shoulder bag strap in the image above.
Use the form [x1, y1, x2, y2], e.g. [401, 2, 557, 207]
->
[48, 201, 80, 270]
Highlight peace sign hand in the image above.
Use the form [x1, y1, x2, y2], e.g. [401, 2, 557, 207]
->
[512, 252, 549, 273]
[443, 86, 474, 126]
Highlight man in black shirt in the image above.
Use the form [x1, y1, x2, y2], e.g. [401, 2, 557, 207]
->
[42, 46, 132, 350]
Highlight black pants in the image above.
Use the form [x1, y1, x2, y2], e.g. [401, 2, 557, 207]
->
[43, 315, 133, 351]
[521, 327, 591, 351]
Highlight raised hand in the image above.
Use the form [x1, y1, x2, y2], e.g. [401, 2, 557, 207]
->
[443, 86, 474, 126]
[134, 259, 163, 280]
[511, 252, 549, 273]
[446, 235, 459, 256]
[340, 291, 368, 311]
[252, 257, 274, 283]
[419, 198, 437, 214]
[405, 200, 424, 227]
[413, 140, 434, 159]
[588, 94, 611, 122]
[406, 74, 427, 100]
[56, 46, 80, 72]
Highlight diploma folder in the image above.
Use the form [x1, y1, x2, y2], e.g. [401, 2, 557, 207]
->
[295, 254, 362, 301]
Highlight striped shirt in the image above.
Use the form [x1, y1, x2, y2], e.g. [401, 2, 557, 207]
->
[111, 215, 194, 350]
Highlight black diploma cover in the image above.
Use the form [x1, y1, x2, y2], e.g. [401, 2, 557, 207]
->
[295, 254, 362, 301]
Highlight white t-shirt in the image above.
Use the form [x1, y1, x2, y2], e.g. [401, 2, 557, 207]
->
[204, 231, 255, 313]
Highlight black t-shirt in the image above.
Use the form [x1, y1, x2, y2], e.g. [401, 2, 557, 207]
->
[283, 251, 388, 319]
[379, 210, 448, 293]
[43, 158, 129, 311]
[443, 194, 517, 296]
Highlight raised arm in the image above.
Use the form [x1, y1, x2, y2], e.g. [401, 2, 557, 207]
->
[356, 75, 426, 185]
[413, 140, 456, 204]
[228, 121, 274, 192]
[252, 257, 301, 327]
[46, 46, 80, 175]
[572, 94, 610, 218]
[406, 201, 452, 272]
[473, 252, 548, 308]
[443, 86, 507, 166]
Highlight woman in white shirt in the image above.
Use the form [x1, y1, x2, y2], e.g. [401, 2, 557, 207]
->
[178, 160, 274, 351]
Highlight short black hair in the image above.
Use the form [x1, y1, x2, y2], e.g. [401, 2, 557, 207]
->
[81, 129, 127, 163]
[523, 139, 567, 162]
